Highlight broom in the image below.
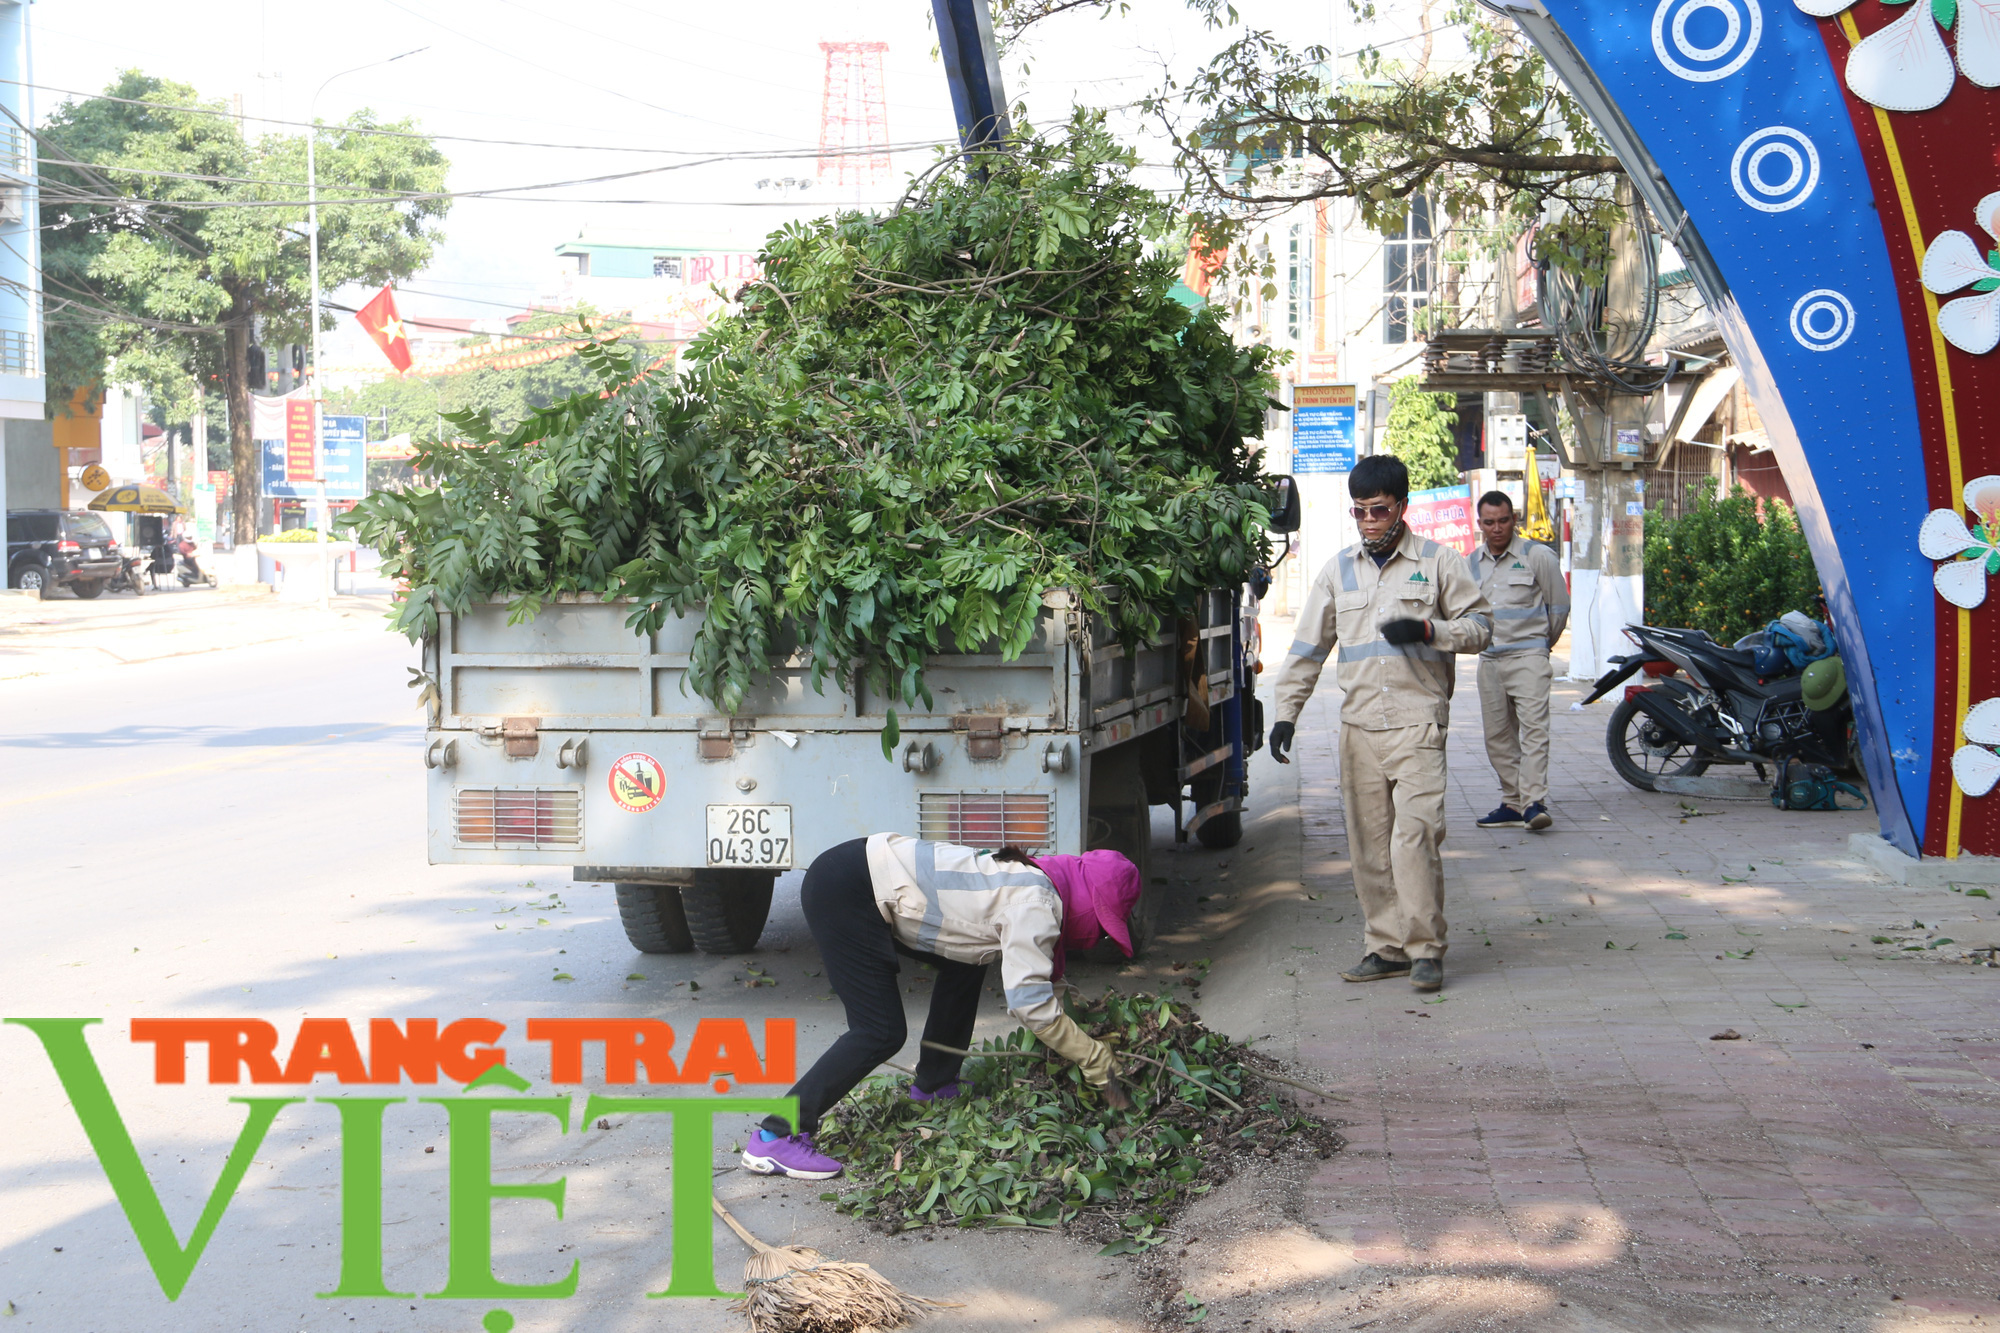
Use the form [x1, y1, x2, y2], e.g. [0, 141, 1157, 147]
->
[711, 1196, 958, 1333]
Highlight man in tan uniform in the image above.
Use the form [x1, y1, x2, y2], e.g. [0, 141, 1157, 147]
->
[1468, 491, 1570, 832]
[1267, 456, 1491, 992]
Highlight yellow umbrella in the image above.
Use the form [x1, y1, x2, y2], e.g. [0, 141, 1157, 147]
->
[87, 483, 187, 515]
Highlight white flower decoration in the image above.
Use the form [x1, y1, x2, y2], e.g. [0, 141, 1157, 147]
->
[1918, 473, 2000, 607]
[1922, 191, 2000, 353]
[1953, 697, 2000, 795]
[1798, 0, 2000, 112]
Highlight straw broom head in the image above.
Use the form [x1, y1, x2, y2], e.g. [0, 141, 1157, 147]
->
[712, 1197, 957, 1333]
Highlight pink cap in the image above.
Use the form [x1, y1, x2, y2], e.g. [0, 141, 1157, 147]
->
[1040, 849, 1143, 965]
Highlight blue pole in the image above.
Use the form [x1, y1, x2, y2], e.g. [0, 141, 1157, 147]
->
[930, 0, 1011, 158]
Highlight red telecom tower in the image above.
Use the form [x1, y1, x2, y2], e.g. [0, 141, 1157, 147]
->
[818, 42, 891, 190]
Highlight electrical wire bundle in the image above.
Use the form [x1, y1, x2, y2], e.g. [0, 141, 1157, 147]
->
[1533, 201, 1675, 395]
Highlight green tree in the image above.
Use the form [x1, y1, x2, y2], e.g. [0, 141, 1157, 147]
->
[39, 72, 450, 539]
[997, 0, 1625, 283]
[1644, 479, 1822, 642]
[1379, 374, 1458, 490]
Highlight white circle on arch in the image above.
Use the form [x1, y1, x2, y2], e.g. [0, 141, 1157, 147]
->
[1652, 0, 1762, 82]
[1731, 126, 1820, 212]
[1790, 289, 1855, 353]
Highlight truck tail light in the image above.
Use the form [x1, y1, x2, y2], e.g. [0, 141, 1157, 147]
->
[454, 787, 582, 850]
[919, 791, 1054, 852]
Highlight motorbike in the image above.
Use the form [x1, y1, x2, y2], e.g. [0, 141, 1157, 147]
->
[1580, 623, 1857, 793]
[174, 539, 215, 588]
[107, 552, 147, 596]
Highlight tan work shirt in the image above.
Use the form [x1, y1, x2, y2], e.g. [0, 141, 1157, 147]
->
[1468, 536, 1570, 657]
[864, 834, 1113, 1084]
[1274, 525, 1492, 731]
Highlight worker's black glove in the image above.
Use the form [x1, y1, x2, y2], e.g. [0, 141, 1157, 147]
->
[1268, 720, 1295, 764]
[1381, 618, 1430, 645]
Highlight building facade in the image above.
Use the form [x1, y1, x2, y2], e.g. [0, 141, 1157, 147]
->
[0, 0, 46, 513]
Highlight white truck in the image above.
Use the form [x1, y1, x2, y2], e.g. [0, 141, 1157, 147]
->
[418, 576, 1275, 957]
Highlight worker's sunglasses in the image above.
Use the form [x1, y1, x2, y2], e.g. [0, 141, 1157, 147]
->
[1349, 503, 1400, 520]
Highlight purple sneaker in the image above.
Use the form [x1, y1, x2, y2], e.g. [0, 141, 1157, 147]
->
[908, 1080, 962, 1103]
[741, 1130, 843, 1180]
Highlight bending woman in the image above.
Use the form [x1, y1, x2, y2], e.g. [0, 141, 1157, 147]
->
[741, 833, 1143, 1180]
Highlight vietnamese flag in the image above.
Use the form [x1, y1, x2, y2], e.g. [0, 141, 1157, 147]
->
[355, 284, 413, 372]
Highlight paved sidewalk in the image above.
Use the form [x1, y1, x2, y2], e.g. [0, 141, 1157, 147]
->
[1176, 626, 2000, 1332]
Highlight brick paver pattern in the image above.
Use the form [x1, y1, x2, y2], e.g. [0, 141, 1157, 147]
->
[1274, 641, 2000, 1328]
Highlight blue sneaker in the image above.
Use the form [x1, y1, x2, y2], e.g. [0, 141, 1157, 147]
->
[1523, 801, 1553, 831]
[908, 1080, 962, 1103]
[741, 1129, 843, 1180]
[1476, 805, 1526, 829]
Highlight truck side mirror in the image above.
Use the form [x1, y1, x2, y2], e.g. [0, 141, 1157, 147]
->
[1269, 475, 1301, 533]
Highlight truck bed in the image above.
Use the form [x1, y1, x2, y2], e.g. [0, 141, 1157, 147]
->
[421, 590, 1241, 872]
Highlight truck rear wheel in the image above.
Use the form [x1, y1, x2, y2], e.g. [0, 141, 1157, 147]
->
[1190, 771, 1244, 849]
[615, 883, 694, 954]
[1194, 809, 1243, 849]
[681, 869, 776, 954]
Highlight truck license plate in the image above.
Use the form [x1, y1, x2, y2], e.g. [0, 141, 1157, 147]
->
[706, 805, 793, 868]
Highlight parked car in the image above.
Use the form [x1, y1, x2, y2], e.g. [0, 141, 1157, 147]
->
[5, 509, 124, 598]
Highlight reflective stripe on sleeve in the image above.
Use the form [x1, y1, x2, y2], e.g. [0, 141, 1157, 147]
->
[1005, 980, 1055, 1013]
[1289, 638, 1331, 662]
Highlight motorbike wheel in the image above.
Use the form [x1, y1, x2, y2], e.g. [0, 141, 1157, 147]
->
[1606, 695, 1712, 792]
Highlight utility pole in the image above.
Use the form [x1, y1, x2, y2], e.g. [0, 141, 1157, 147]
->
[306, 46, 425, 611]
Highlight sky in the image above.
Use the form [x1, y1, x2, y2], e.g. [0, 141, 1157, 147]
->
[28, 0, 1443, 360]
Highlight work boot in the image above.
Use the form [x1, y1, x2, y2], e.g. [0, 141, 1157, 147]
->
[908, 1080, 962, 1103]
[1339, 952, 1413, 983]
[1410, 958, 1444, 992]
[741, 1130, 844, 1180]
[1476, 805, 1526, 829]
[1522, 801, 1553, 831]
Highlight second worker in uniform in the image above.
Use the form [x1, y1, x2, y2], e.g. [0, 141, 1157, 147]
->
[1468, 490, 1570, 832]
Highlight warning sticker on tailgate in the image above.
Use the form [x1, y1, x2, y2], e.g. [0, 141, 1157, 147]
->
[608, 752, 665, 813]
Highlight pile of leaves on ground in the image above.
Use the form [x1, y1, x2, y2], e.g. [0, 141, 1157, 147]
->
[340, 114, 1282, 742]
[811, 990, 1341, 1253]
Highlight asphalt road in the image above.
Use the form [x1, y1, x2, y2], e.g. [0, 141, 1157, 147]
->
[0, 616, 1252, 1331]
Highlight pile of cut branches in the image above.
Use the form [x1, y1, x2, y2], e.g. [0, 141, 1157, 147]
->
[341, 115, 1282, 738]
[812, 990, 1340, 1252]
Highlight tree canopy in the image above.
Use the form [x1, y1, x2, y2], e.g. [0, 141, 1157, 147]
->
[997, 0, 1624, 286]
[344, 117, 1281, 744]
[39, 71, 450, 535]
